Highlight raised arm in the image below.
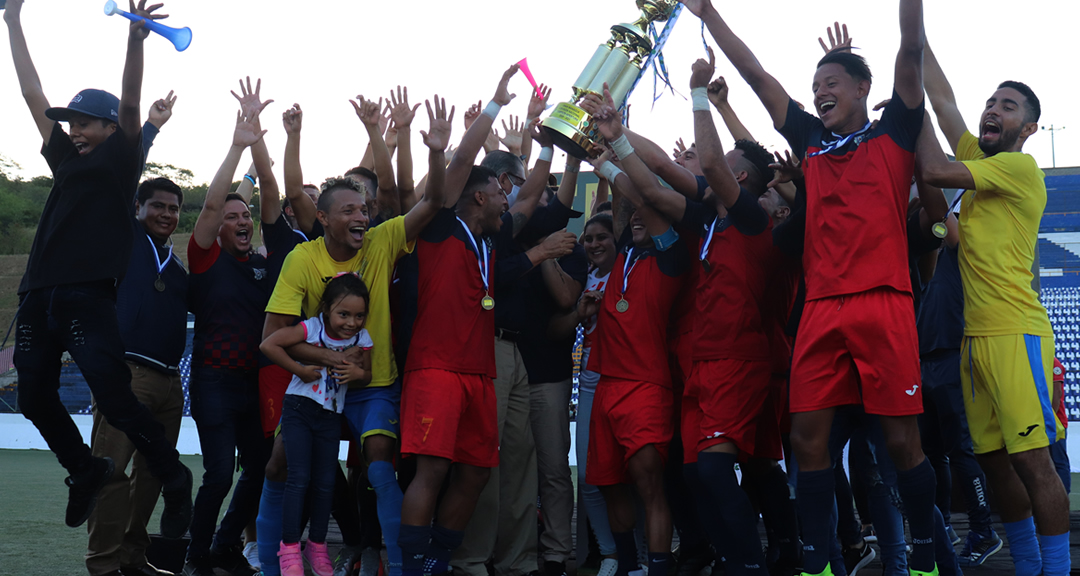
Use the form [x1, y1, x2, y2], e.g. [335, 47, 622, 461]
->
[893, 0, 925, 110]
[679, 0, 791, 129]
[444, 64, 519, 207]
[691, 49, 742, 208]
[120, 0, 166, 146]
[506, 120, 554, 236]
[230, 78, 279, 223]
[192, 99, 269, 250]
[923, 42, 967, 153]
[915, 110, 975, 191]
[4, 0, 53, 143]
[622, 128, 699, 198]
[591, 176, 609, 215]
[707, 76, 755, 142]
[389, 86, 421, 214]
[403, 96, 454, 242]
[556, 156, 581, 209]
[581, 90, 686, 224]
[521, 84, 552, 173]
[351, 96, 399, 221]
[281, 104, 317, 235]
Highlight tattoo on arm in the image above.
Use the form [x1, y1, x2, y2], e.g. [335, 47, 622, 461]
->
[512, 212, 529, 236]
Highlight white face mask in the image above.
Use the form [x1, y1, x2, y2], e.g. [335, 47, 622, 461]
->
[506, 184, 522, 208]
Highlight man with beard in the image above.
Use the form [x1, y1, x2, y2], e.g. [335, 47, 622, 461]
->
[915, 44, 1068, 576]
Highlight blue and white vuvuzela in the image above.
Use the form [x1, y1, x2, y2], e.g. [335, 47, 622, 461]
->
[103, 0, 191, 52]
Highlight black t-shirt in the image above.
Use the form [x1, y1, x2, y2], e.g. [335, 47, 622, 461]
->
[917, 244, 964, 355]
[20, 123, 143, 294]
[517, 243, 590, 384]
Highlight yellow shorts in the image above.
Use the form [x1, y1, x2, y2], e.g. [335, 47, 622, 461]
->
[960, 334, 1064, 455]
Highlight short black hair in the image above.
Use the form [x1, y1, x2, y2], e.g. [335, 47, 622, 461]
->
[224, 193, 247, 206]
[584, 213, 614, 235]
[320, 272, 370, 317]
[317, 177, 367, 213]
[733, 140, 775, 196]
[459, 166, 499, 208]
[595, 201, 613, 213]
[136, 177, 183, 205]
[344, 166, 378, 190]
[816, 51, 872, 84]
[998, 80, 1041, 123]
[480, 150, 525, 180]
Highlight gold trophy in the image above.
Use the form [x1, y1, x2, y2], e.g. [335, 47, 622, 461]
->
[541, 0, 679, 159]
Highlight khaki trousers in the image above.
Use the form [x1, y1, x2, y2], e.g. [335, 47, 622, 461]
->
[530, 379, 574, 564]
[86, 361, 184, 575]
[452, 337, 538, 576]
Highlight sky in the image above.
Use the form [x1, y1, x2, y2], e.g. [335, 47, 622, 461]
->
[0, 0, 1077, 186]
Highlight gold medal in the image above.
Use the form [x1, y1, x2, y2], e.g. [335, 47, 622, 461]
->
[931, 221, 947, 239]
[154, 275, 165, 292]
[616, 298, 629, 313]
[482, 295, 495, 310]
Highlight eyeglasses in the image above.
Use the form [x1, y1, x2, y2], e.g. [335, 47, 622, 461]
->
[505, 172, 526, 187]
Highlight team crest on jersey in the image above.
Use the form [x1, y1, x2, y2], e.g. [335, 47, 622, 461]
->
[253, 268, 266, 281]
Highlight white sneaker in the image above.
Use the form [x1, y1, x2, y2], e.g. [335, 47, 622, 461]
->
[243, 541, 260, 569]
[598, 558, 619, 576]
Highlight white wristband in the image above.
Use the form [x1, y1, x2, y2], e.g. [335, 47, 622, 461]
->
[598, 161, 624, 183]
[538, 147, 554, 163]
[482, 100, 502, 120]
[610, 134, 635, 160]
[691, 87, 711, 112]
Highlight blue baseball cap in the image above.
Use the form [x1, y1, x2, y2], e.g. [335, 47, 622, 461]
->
[45, 89, 120, 123]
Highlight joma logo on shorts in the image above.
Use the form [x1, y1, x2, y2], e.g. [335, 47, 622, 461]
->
[1018, 424, 1039, 437]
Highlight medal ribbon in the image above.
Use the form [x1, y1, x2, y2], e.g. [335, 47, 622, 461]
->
[699, 217, 717, 263]
[806, 120, 874, 159]
[621, 246, 644, 296]
[456, 217, 489, 293]
[147, 235, 173, 276]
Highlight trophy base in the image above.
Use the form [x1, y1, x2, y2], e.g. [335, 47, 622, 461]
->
[541, 102, 603, 160]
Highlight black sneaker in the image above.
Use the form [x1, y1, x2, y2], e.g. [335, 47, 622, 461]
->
[676, 540, 715, 576]
[544, 560, 567, 576]
[842, 541, 876, 576]
[181, 557, 215, 576]
[65, 456, 115, 528]
[209, 542, 260, 576]
[958, 530, 1004, 567]
[159, 462, 193, 539]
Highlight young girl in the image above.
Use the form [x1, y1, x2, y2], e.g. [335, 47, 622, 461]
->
[260, 273, 373, 576]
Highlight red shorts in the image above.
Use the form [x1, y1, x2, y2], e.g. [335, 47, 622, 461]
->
[684, 358, 773, 457]
[790, 288, 922, 416]
[400, 368, 498, 468]
[258, 364, 291, 437]
[586, 377, 673, 486]
[680, 389, 703, 464]
[752, 375, 788, 461]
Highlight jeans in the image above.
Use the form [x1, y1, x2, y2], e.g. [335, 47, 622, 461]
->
[281, 395, 342, 544]
[575, 371, 616, 556]
[188, 365, 269, 559]
[14, 282, 181, 480]
[920, 351, 994, 535]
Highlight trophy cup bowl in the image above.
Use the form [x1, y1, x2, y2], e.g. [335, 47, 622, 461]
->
[542, 0, 678, 159]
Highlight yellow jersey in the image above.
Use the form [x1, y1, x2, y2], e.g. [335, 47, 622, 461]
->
[956, 131, 1051, 337]
[266, 216, 414, 387]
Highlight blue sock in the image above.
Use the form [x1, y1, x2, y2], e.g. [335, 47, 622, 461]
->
[933, 506, 962, 576]
[424, 524, 463, 575]
[697, 452, 767, 575]
[1039, 533, 1070, 576]
[255, 478, 285, 576]
[895, 458, 937, 573]
[369, 461, 404, 576]
[795, 467, 835, 575]
[648, 552, 669, 576]
[1003, 517, 1042, 576]
[613, 531, 638, 576]
[398, 524, 430, 576]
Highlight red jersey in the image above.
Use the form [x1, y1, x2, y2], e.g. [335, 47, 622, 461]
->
[404, 208, 496, 377]
[779, 91, 924, 302]
[681, 191, 774, 362]
[1054, 357, 1068, 430]
[762, 248, 801, 375]
[589, 233, 690, 388]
